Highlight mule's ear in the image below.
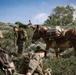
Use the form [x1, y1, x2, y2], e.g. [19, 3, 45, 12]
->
[36, 25, 39, 29]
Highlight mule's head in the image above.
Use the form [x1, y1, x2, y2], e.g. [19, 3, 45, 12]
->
[32, 25, 41, 43]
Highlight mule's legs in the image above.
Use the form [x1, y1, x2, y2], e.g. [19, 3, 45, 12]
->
[45, 44, 50, 58]
[69, 41, 76, 56]
[73, 47, 76, 56]
[45, 51, 48, 58]
[54, 49, 59, 57]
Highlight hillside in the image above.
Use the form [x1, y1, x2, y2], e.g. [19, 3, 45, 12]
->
[0, 22, 18, 31]
[0, 22, 76, 75]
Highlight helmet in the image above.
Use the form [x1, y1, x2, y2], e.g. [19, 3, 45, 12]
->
[35, 45, 45, 52]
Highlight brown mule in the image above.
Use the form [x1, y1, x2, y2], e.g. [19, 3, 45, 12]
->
[32, 25, 73, 57]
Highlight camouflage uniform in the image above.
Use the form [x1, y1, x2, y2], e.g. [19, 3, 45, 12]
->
[28, 53, 43, 75]
[14, 28, 26, 54]
[19, 46, 45, 75]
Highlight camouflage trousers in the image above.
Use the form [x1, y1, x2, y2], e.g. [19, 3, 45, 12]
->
[17, 41, 25, 54]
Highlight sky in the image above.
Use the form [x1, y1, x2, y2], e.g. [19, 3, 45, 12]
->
[0, 0, 76, 24]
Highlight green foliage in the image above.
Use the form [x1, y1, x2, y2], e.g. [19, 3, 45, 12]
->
[44, 5, 75, 26]
[43, 57, 76, 75]
[24, 27, 34, 48]
[0, 70, 4, 75]
[0, 30, 15, 52]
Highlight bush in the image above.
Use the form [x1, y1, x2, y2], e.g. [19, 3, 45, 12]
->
[43, 57, 76, 75]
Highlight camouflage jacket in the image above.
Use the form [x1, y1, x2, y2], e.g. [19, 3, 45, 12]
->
[14, 29, 27, 43]
[19, 53, 44, 75]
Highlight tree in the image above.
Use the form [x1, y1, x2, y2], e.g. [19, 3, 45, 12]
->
[44, 5, 75, 26]
[15, 21, 28, 28]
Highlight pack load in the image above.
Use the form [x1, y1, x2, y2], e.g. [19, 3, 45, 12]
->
[47, 26, 64, 39]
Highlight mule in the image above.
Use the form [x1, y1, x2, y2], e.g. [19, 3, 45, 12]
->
[65, 29, 76, 56]
[0, 49, 15, 75]
[32, 25, 73, 57]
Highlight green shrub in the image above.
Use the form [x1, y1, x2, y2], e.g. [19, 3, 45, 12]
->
[43, 57, 76, 75]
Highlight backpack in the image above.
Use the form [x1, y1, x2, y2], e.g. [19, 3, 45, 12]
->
[19, 53, 34, 74]
[20, 29, 28, 41]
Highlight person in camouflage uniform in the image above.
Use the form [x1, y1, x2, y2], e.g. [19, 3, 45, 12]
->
[19, 45, 45, 75]
[13, 26, 28, 55]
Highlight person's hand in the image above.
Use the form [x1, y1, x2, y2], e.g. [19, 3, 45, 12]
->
[43, 69, 48, 75]
[43, 68, 52, 75]
[26, 72, 31, 75]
